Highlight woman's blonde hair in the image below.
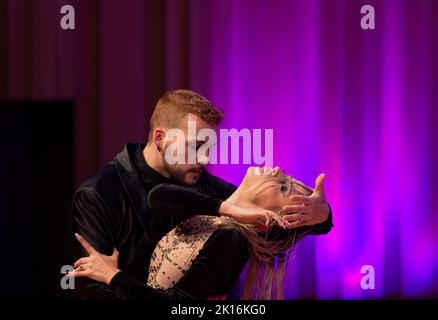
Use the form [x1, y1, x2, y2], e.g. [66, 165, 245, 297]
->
[220, 180, 315, 299]
[220, 220, 313, 299]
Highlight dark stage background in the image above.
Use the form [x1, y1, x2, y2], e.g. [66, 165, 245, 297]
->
[0, 102, 74, 298]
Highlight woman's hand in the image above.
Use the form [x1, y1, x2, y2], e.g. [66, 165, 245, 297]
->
[219, 201, 288, 231]
[69, 233, 121, 285]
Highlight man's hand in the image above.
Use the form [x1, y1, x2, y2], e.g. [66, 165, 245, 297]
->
[282, 174, 330, 229]
[68, 233, 120, 285]
[219, 201, 288, 231]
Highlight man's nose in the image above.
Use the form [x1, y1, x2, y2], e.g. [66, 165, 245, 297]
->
[197, 153, 209, 166]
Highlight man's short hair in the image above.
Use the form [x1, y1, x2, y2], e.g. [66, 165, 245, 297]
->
[148, 89, 224, 141]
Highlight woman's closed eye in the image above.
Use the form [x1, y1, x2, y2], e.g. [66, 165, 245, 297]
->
[280, 182, 291, 196]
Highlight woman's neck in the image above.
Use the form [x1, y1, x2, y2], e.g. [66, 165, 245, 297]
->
[226, 172, 279, 208]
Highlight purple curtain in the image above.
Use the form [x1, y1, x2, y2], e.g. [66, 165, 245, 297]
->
[1, 0, 437, 298]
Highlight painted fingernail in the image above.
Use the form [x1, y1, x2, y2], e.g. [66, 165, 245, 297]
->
[75, 233, 80, 238]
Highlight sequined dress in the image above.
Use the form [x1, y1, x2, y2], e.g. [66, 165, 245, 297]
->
[147, 215, 229, 289]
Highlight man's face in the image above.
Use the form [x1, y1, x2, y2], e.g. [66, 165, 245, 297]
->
[161, 113, 216, 186]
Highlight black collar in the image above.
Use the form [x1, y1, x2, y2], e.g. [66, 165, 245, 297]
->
[131, 144, 173, 189]
[113, 143, 155, 241]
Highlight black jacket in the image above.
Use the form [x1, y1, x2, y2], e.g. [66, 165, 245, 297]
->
[73, 143, 238, 298]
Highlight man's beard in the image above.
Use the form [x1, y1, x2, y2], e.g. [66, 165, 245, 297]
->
[161, 149, 203, 186]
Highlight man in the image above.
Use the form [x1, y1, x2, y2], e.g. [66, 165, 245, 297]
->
[72, 90, 333, 299]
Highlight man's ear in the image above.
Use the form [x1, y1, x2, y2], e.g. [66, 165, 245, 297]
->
[153, 128, 166, 151]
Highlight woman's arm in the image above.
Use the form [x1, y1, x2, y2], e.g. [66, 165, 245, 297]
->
[71, 229, 249, 300]
[110, 229, 248, 300]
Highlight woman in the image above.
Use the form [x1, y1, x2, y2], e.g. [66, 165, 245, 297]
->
[72, 166, 329, 299]
[146, 166, 315, 299]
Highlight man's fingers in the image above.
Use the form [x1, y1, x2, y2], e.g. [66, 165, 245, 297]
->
[314, 173, 326, 194]
[75, 233, 97, 255]
[266, 211, 288, 229]
[281, 204, 307, 214]
[69, 271, 88, 277]
[67, 270, 89, 278]
[286, 219, 306, 229]
[283, 213, 306, 223]
[288, 195, 311, 205]
[73, 257, 91, 269]
[254, 219, 268, 232]
[253, 210, 287, 231]
[265, 214, 272, 227]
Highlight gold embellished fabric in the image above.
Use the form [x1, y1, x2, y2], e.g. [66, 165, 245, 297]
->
[147, 215, 228, 289]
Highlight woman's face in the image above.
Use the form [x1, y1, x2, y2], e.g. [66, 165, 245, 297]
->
[243, 166, 313, 211]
